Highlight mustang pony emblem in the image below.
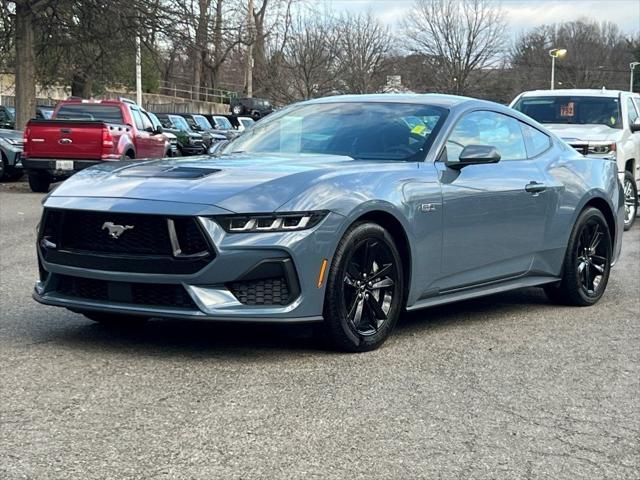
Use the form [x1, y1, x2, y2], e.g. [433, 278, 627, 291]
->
[102, 222, 134, 239]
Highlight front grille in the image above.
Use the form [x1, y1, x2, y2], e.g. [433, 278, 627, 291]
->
[228, 277, 292, 306]
[54, 275, 197, 310]
[59, 210, 172, 255]
[40, 209, 213, 274]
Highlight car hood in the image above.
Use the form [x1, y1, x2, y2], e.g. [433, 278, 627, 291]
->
[542, 124, 622, 142]
[48, 153, 363, 212]
[0, 128, 22, 140]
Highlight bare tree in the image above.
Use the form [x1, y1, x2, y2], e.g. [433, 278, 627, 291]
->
[511, 20, 635, 91]
[402, 0, 506, 95]
[335, 12, 392, 94]
[280, 14, 338, 101]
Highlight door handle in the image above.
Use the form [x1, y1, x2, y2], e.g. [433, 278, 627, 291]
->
[525, 181, 547, 194]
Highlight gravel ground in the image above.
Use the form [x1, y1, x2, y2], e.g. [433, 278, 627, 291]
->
[1, 181, 638, 479]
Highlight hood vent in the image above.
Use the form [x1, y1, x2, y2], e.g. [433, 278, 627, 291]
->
[118, 165, 221, 179]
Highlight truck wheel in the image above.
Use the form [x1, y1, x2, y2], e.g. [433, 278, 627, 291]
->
[251, 111, 262, 121]
[623, 171, 637, 231]
[232, 104, 244, 116]
[0, 154, 6, 180]
[28, 173, 51, 193]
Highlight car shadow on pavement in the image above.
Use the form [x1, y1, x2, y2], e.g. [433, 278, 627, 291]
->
[35, 287, 555, 357]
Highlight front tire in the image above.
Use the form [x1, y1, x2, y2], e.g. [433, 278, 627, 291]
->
[623, 171, 637, 230]
[28, 172, 51, 193]
[544, 207, 612, 306]
[321, 222, 404, 352]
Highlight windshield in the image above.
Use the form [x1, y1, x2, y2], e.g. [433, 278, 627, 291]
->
[224, 102, 447, 161]
[513, 96, 622, 129]
[213, 116, 233, 130]
[194, 115, 212, 130]
[40, 108, 53, 119]
[168, 115, 191, 131]
[56, 104, 124, 123]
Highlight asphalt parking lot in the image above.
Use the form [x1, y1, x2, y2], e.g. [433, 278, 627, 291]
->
[0, 180, 638, 480]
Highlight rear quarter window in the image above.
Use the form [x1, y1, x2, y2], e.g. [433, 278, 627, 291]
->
[520, 123, 552, 158]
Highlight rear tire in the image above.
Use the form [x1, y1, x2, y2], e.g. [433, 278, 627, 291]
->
[544, 207, 612, 306]
[28, 172, 51, 193]
[320, 222, 404, 352]
[82, 311, 149, 326]
[623, 171, 637, 231]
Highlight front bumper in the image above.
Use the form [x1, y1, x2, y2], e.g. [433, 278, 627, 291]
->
[34, 198, 343, 322]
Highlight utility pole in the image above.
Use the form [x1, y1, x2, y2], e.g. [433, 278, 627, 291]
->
[135, 34, 143, 106]
[244, 0, 254, 98]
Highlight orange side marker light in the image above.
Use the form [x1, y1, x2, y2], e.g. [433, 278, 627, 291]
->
[317, 259, 328, 288]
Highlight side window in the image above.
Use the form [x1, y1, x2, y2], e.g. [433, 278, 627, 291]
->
[0, 109, 6, 122]
[445, 110, 527, 162]
[627, 97, 639, 126]
[520, 123, 551, 158]
[140, 112, 154, 131]
[129, 108, 145, 130]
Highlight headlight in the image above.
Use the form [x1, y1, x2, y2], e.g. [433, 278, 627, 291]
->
[1, 137, 21, 146]
[587, 142, 616, 157]
[216, 211, 329, 233]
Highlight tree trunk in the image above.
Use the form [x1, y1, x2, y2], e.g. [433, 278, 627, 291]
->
[14, 1, 36, 130]
[211, 0, 223, 90]
[193, 0, 211, 101]
[71, 73, 92, 98]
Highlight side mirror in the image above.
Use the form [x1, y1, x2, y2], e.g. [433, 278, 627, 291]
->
[154, 125, 163, 134]
[447, 144, 501, 169]
[631, 119, 640, 133]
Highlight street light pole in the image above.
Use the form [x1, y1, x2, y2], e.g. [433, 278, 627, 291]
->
[549, 48, 567, 90]
[631, 62, 640, 92]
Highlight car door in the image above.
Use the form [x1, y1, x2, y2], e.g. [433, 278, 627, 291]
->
[435, 109, 552, 291]
[141, 111, 166, 157]
[129, 107, 156, 158]
[624, 97, 640, 174]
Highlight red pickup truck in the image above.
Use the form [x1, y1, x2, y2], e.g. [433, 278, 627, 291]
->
[23, 98, 170, 192]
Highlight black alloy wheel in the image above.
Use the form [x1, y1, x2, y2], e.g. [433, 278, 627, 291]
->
[544, 207, 611, 306]
[343, 238, 398, 336]
[322, 222, 403, 352]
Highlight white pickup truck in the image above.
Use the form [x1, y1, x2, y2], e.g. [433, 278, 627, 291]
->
[510, 88, 640, 230]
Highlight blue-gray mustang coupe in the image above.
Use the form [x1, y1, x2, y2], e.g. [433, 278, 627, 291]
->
[34, 94, 624, 351]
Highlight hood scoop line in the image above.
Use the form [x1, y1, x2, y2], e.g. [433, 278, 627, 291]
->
[118, 166, 221, 179]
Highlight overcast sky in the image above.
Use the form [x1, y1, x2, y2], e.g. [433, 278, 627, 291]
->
[324, 0, 640, 36]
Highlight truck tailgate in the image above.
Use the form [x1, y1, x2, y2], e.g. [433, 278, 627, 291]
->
[26, 120, 108, 160]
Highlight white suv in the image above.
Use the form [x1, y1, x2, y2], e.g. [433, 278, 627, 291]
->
[510, 89, 640, 230]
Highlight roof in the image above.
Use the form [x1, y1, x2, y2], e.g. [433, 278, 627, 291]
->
[305, 93, 478, 109]
[518, 88, 632, 98]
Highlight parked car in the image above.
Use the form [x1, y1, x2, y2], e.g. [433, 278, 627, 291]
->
[511, 89, 640, 230]
[229, 97, 273, 119]
[36, 105, 55, 119]
[236, 116, 255, 131]
[33, 94, 624, 352]
[176, 113, 232, 145]
[22, 97, 169, 192]
[152, 113, 206, 156]
[0, 128, 24, 180]
[0, 106, 15, 129]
